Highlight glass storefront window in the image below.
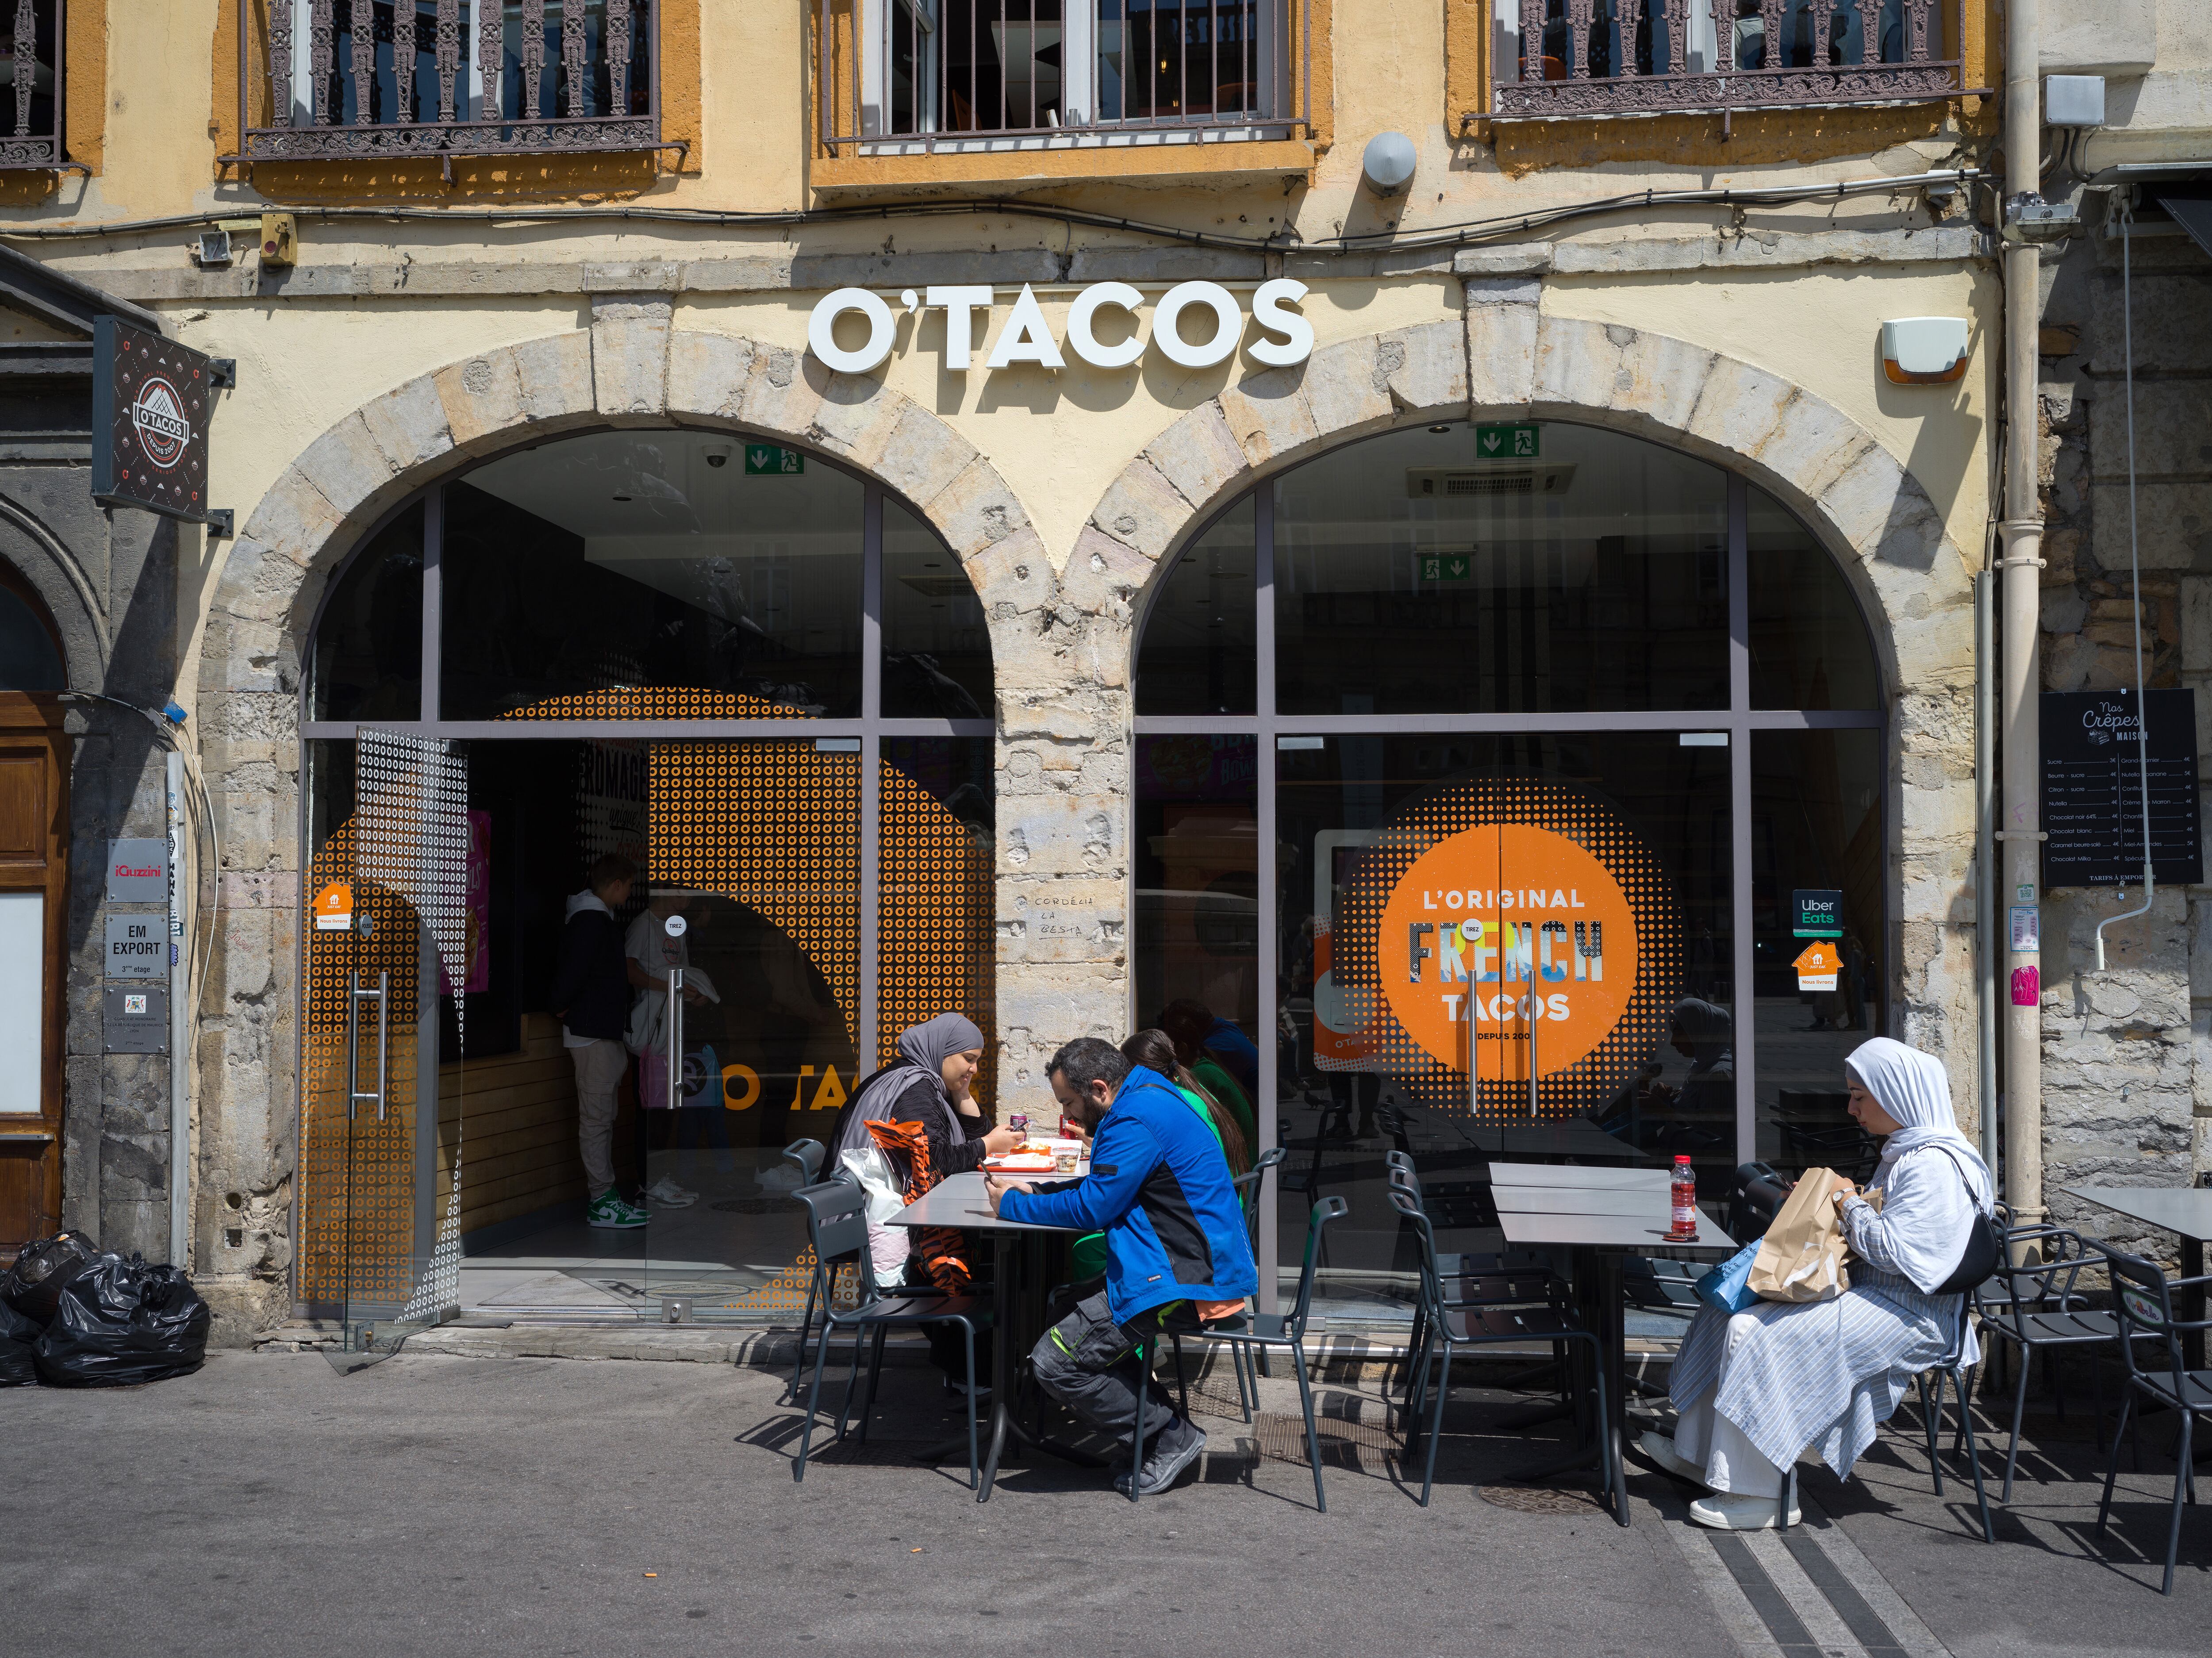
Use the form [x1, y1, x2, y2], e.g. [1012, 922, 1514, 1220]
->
[1268, 733, 1732, 1313]
[1752, 728, 1885, 1182]
[1747, 485, 1882, 710]
[882, 500, 992, 718]
[1133, 419, 1885, 1324]
[309, 503, 423, 722]
[1134, 497, 1257, 716]
[1273, 423, 1728, 715]
[439, 431, 865, 720]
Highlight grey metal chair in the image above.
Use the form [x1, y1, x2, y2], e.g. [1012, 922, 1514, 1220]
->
[1975, 1223, 2154, 1501]
[1389, 1185, 1624, 1521]
[1902, 1299, 1997, 1543]
[1385, 1160, 1563, 1405]
[1178, 1195, 1350, 1512]
[779, 1139, 838, 1404]
[2093, 1242, 2212, 1594]
[790, 1178, 987, 1489]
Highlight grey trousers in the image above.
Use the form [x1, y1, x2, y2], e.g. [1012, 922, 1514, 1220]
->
[1030, 1289, 1198, 1448]
[568, 1038, 628, 1197]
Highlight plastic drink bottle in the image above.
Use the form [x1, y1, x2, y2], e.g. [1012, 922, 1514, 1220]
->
[1668, 1154, 1699, 1242]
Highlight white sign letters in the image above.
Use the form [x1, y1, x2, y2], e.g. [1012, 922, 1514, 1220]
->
[806, 278, 1314, 375]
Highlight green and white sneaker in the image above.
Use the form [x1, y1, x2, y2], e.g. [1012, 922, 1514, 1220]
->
[586, 1190, 649, 1229]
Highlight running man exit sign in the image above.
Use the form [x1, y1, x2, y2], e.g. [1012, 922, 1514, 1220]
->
[1475, 423, 1539, 460]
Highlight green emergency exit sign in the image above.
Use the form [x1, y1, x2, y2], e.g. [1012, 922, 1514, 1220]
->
[1420, 553, 1474, 583]
[1475, 422, 1539, 460]
[745, 444, 805, 475]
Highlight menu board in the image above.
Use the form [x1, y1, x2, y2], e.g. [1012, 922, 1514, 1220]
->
[2040, 690, 2202, 887]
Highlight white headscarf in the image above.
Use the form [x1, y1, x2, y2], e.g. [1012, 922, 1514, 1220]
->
[1843, 1036, 1993, 1210]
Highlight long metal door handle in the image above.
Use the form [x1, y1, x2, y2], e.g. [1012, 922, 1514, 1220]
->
[346, 970, 389, 1121]
[373, 970, 389, 1122]
[667, 967, 684, 1110]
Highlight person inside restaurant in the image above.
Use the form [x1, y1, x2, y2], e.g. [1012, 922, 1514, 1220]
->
[986, 1038, 1256, 1497]
[1645, 1037, 1995, 1529]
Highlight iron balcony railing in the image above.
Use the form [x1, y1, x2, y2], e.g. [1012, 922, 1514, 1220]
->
[231, 0, 680, 171]
[815, 0, 1311, 157]
[1490, 0, 1965, 121]
[1, 0, 67, 170]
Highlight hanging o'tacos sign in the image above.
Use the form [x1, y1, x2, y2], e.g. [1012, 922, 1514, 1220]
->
[806, 279, 1315, 375]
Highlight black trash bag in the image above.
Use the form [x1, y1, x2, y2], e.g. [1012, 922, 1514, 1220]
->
[0, 1297, 39, 1386]
[0, 1229, 102, 1325]
[32, 1254, 211, 1388]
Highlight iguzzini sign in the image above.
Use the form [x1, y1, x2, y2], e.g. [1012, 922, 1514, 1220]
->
[806, 279, 1315, 374]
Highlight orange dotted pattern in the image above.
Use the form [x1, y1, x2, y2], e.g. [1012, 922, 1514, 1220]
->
[645, 743, 860, 1049]
[1332, 776, 1682, 1121]
[878, 762, 996, 1104]
[497, 688, 807, 721]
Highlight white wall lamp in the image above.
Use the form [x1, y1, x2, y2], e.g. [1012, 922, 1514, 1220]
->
[1881, 317, 1972, 385]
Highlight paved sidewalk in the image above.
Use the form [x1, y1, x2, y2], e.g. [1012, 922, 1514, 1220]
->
[2, 1347, 2203, 1657]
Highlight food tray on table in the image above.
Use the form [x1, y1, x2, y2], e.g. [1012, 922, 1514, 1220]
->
[982, 1139, 1085, 1175]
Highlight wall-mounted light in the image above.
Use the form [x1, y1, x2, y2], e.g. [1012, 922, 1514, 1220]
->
[1361, 131, 1417, 199]
[1881, 317, 1970, 385]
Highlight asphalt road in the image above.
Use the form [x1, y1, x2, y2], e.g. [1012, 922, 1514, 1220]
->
[3, 1346, 2204, 1657]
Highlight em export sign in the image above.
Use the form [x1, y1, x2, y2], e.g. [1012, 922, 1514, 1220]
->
[806, 279, 1316, 375]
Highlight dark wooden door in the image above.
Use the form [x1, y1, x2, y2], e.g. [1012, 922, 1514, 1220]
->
[0, 693, 67, 1260]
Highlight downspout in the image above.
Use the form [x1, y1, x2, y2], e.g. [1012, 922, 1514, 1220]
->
[1998, 0, 2047, 1228]
[1976, 545, 1997, 1173]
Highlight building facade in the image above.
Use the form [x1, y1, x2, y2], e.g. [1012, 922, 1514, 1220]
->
[0, 0, 2188, 1345]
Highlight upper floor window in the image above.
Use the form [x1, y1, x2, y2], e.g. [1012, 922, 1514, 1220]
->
[1490, 0, 1964, 122]
[237, 0, 672, 166]
[818, 0, 1309, 154]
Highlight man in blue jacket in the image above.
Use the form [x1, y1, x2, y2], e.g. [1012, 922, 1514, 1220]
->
[986, 1036, 1257, 1496]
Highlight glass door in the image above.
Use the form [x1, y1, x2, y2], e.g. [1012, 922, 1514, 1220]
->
[302, 729, 471, 1366]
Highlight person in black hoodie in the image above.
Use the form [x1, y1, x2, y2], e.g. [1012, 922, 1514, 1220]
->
[552, 854, 646, 1229]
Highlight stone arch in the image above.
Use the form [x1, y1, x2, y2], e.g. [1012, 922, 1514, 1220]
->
[1072, 298, 1976, 1096]
[1077, 298, 1970, 701]
[189, 311, 1054, 1327]
[200, 314, 1052, 710]
[0, 491, 108, 690]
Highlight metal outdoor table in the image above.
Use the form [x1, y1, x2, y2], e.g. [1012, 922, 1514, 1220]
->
[889, 1170, 1093, 1502]
[1488, 1162, 1737, 1515]
[2064, 1185, 2212, 1370]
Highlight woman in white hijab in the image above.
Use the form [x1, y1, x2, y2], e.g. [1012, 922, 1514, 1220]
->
[1644, 1036, 1996, 1530]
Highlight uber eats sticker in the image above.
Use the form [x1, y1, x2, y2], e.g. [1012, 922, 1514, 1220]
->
[1328, 777, 1682, 1117]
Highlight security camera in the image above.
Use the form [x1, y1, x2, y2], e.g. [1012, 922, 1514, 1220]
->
[703, 445, 732, 469]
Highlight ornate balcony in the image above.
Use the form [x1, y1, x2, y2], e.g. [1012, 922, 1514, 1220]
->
[1, 0, 68, 171]
[232, 1, 680, 171]
[1490, 0, 1966, 122]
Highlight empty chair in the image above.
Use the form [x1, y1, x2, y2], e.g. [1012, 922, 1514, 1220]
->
[1389, 1185, 1624, 1520]
[2093, 1242, 2212, 1594]
[1976, 1224, 2153, 1501]
[1385, 1159, 1563, 1403]
[790, 1178, 988, 1489]
[780, 1139, 833, 1402]
[1181, 1196, 1350, 1512]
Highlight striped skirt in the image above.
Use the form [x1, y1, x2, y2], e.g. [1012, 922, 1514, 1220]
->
[1669, 1266, 1970, 1481]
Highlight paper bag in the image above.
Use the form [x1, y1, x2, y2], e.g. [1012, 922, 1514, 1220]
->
[1745, 1167, 1851, 1304]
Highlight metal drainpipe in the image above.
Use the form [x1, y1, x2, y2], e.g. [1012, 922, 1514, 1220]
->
[1999, 0, 2047, 1229]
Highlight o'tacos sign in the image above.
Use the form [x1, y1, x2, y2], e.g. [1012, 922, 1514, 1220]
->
[806, 279, 1315, 375]
[92, 317, 231, 526]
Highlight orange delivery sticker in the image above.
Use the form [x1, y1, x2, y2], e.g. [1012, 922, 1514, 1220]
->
[312, 881, 354, 932]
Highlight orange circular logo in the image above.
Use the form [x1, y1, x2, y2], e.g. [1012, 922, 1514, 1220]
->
[1379, 825, 1640, 1082]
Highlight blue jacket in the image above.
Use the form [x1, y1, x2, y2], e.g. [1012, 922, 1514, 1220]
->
[1000, 1067, 1258, 1325]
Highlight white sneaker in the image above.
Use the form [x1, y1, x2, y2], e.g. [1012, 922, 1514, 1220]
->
[1638, 1430, 1710, 1485]
[646, 1175, 697, 1207]
[754, 1164, 803, 1193]
[1688, 1490, 1801, 1531]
